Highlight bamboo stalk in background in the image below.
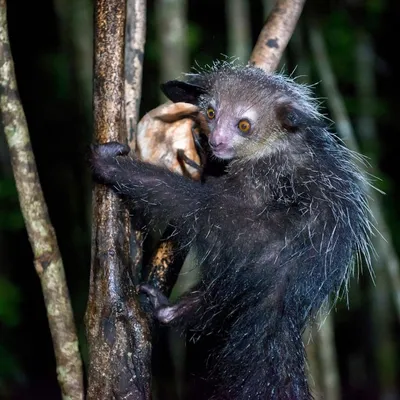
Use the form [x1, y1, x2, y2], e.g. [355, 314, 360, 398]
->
[156, 0, 188, 98]
[0, 1, 84, 399]
[226, 0, 252, 62]
[53, 0, 93, 121]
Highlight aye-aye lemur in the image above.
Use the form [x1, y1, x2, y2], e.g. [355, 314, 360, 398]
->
[90, 63, 372, 399]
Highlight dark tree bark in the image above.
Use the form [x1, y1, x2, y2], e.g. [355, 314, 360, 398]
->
[0, 1, 84, 399]
[84, 0, 151, 399]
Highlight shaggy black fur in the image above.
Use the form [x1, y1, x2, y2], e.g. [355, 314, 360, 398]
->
[90, 64, 372, 399]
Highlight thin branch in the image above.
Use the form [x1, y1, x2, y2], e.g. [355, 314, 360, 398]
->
[250, 0, 306, 72]
[0, 1, 84, 399]
[85, 0, 151, 398]
[308, 24, 400, 322]
[126, 0, 146, 147]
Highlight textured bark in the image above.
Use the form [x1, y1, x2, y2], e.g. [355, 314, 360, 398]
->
[85, 0, 151, 398]
[250, 0, 306, 72]
[0, 1, 84, 399]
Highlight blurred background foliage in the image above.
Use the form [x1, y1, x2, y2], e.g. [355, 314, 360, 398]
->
[1, 0, 400, 398]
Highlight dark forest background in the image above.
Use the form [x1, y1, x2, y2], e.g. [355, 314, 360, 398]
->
[1, 0, 400, 399]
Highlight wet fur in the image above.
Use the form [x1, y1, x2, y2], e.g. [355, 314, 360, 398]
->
[90, 64, 372, 399]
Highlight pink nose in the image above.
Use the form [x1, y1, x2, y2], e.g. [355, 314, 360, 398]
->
[209, 138, 224, 149]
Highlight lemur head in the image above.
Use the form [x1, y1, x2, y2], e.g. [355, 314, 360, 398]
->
[161, 65, 326, 162]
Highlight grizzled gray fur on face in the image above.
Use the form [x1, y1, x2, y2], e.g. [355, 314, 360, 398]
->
[90, 62, 373, 400]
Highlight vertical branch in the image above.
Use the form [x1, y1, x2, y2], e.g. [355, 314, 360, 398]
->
[156, 0, 188, 93]
[85, 0, 151, 398]
[226, 0, 252, 62]
[0, 1, 84, 399]
[250, 0, 306, 72]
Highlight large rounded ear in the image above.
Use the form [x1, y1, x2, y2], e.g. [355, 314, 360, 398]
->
[276, 102, 327, 132]
[160, 80, 207, 104]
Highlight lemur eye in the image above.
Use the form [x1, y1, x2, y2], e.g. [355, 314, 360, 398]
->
[238, 119, 251, 133]
[207, 107, 216, 120]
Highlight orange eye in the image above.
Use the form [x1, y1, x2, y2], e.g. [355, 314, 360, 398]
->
[238, 119, 251, 133]
[207, 107, 216, 120]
